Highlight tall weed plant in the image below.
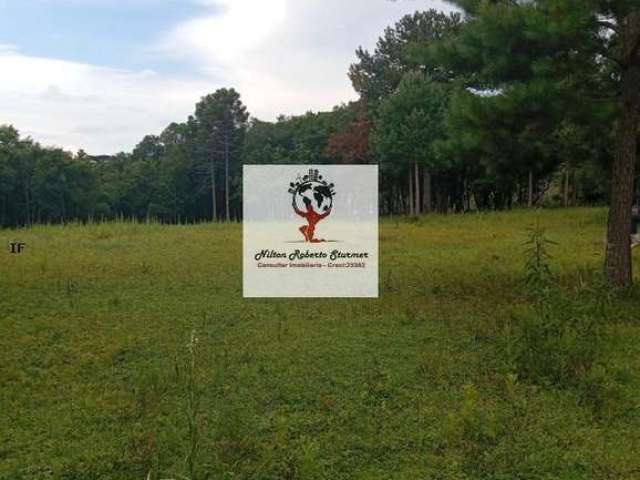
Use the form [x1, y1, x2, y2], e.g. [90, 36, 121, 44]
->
[505, 220, 626, 416]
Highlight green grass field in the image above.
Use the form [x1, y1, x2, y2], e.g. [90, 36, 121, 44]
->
[1, 208, 639, 480]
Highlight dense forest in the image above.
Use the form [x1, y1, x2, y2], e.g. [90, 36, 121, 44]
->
[2, 2, 639, 284]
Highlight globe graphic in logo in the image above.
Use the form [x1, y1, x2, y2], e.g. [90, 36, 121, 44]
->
[294, 181, 334, 213]
[289, 169, 336, 214]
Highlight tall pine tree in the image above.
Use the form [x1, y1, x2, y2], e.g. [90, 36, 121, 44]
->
[439, 0, 640, 287]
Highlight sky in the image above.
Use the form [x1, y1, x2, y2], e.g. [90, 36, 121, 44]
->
[0, 0, 454, 154]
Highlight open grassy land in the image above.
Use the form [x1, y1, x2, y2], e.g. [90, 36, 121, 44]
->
[1, 208, 639, 479]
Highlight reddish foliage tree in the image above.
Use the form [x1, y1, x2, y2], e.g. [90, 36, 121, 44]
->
[325, 114, 372, 164]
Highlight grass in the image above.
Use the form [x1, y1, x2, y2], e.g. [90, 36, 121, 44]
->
[1, 208, 639, 479]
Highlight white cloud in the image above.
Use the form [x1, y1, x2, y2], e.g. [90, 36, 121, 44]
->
[0, 44, 19, 54]
[0, 0, 454, 154]
[164, 0, 288, 65]
[161, 0, 454, 120]
[0, 48, 210, 154]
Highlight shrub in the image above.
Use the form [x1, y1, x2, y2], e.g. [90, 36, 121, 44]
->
[504, 222, 627, 416]
[445, 384, 500, 475]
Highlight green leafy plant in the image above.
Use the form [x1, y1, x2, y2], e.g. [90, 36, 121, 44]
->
[173, 330, 203, 480]
[509, 223, 603, 387]
[523, 218, 556, 299]
[445, 384, 500, 475]
[504, 222, 629, 417]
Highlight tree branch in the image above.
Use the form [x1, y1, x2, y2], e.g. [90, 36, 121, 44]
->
[597, 20, 620, 34]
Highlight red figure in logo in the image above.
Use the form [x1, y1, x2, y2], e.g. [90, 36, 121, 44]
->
[293, 197, 332, 243]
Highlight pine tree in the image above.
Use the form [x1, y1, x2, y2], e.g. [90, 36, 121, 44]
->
[440, 0, 640, 287]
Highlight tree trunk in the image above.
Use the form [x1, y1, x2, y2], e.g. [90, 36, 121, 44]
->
[414, 161, 421, 216]
[527, 170, 534, 208]
[563, 166, 570, 207]
[24, 180, 31, 226]
[464, 178, 471, 212]
[225, 133, 230, 223]
[210, 158, 217, 222]
[408, 169, 414, 216]
[606, 63, 640, 288]
[423, 168, 432, 213]
[606, 10, 640, 288]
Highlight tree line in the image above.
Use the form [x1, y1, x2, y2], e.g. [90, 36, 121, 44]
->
[1, 2, 638, 286]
